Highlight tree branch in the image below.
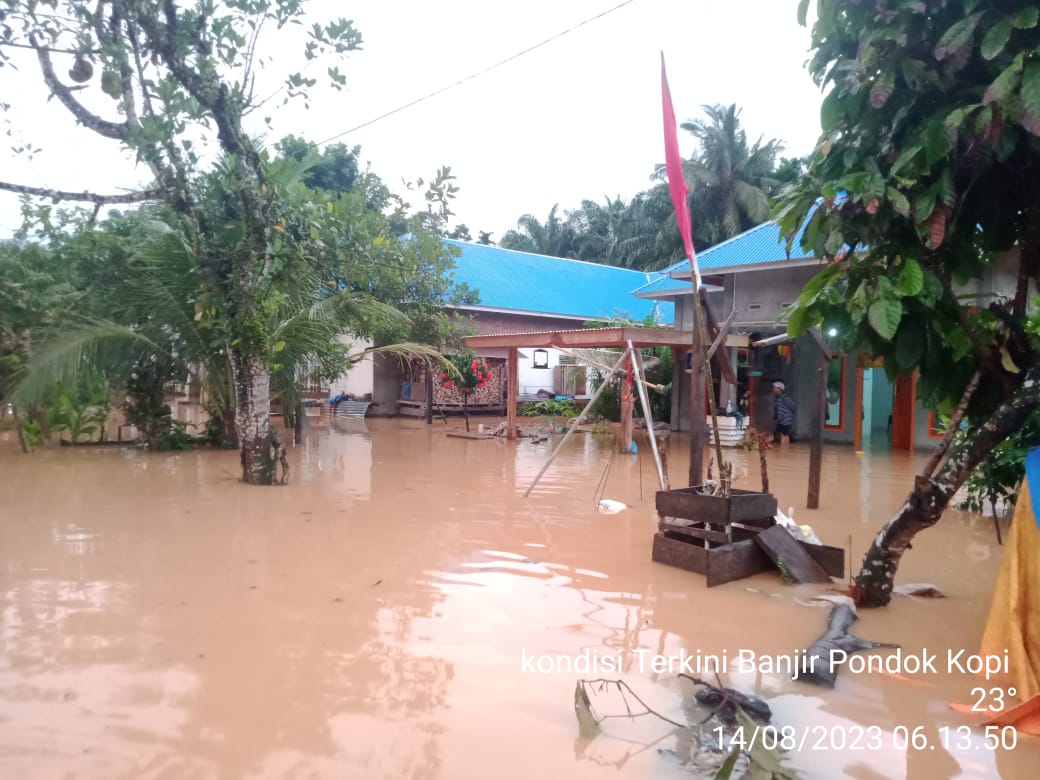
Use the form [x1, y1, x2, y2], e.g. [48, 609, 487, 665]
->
[31, 37, 129, 142]
[0, 180, 161, 205]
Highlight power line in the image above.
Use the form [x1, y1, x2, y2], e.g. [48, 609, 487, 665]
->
[316, 0, 640, 146]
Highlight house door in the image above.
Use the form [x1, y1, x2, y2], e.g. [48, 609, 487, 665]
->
[891, 372, 916, 451]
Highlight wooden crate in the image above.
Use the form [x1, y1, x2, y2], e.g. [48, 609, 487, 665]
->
[651, 530, 846, 587]
[656, 487, 778, 525]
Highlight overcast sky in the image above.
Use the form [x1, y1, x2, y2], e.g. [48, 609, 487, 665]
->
[0, 0, 824, 242]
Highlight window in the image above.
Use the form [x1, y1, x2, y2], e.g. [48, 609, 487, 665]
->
[824, 355, 846, 430]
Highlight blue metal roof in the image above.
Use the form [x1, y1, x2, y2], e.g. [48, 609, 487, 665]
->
[444, 239, 674, 324]
[640, 202, 824, 285]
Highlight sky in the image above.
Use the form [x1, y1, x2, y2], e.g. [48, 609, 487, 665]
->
[0, 0, 825, 242]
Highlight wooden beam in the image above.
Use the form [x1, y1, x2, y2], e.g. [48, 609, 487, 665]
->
[465, 326, 748, 351]
[808, 356, 826, 509]
[507, 347, 519, 441]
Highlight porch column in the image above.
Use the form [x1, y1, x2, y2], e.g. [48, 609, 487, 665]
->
[620, 351, 634, 453]
[507, 347, 519, 440]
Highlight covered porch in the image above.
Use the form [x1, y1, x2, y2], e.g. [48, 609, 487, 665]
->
[464, 326, 749, 444]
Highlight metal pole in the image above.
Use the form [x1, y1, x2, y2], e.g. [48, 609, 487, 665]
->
[629, 340, 666, 490]
[524, 350, 629, 497]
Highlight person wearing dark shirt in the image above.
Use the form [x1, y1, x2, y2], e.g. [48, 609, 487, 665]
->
[773, 381, 795, 445]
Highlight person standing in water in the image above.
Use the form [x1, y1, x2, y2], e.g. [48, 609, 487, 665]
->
[772, 381, 795, 445]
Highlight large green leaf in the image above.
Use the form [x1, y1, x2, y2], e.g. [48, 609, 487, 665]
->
[896, 257, 924, 296]
[934, 12, 983, 62]
[797, 0, 810, 27]
[981, 17, 1012, 60]
[895, 323, 925, 369]
[868, 297, 902, 340]
[984, 53, 1024, 104]
[1011, 7, 1039, 29]
[787, 303, 813, 337]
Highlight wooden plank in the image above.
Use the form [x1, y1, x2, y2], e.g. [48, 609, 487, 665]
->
[800, 543, 845, 579]
[446, 432, 497, 440]
[659, 524, 730, 545]
[656, 487, 777, 524]
[651, 531, 708, 576]
[706, 538, 774, 587]
[753, 525, 834, 583]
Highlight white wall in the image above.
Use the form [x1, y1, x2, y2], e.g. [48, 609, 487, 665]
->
[517, 348, 558, 395]
[328, 335, 375, 398]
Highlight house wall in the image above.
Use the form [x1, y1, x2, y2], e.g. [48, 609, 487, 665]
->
[327, 335, 374, 399]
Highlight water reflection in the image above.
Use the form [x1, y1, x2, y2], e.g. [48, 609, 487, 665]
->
[0, 423, 1032, 779]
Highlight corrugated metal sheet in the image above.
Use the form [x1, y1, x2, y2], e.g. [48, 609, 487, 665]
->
[638, 202, 823, 283]
[444, 239, 674, 324]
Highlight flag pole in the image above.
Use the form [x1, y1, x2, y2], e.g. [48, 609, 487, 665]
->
[660, 53, 727, 491]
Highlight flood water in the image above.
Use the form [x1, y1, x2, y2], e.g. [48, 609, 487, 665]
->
[1, 418, 1035, 779]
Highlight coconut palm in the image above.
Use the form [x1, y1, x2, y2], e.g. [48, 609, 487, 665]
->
[678, 103, 784, 237]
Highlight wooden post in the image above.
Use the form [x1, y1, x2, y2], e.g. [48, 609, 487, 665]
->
[807, 356, 826, 509]
[620, 351, 634, 453]
[507, 347, 519, 441]
[689, 300, 706, 486]
[425, 364, 434, 425]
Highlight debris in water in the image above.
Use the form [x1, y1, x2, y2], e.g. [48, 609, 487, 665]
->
[370, 579, 382, 587]
[893, 582, 945, 598]
[597, 499, 628, 514]
[797, 603, 898, 688]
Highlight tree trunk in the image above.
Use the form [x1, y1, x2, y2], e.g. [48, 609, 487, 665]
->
[853, 367, 1039, 607]
[463, 393, 470, 432]
[232, 350, 278, 484]
[294, 401, 304, 444]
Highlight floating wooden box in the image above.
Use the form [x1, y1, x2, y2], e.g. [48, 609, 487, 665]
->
[656, 486, 778, 525]
[652, 530, 846, 587]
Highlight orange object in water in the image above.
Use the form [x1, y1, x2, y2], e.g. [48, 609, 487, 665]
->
[979, 476, 1040, 701]
[983, 694, 1040, 737]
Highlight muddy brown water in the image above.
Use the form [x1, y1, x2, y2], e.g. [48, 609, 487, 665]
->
[1, 419, 1035, 779]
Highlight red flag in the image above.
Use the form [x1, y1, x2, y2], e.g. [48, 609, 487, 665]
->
[661, 53, 701, 288]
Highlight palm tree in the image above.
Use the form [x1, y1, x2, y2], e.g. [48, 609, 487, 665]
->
[499, 205, 578, 258]
[678, 103, 784, 237]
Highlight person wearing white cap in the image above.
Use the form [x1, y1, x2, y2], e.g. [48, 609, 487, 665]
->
[772, 381, 795, 445]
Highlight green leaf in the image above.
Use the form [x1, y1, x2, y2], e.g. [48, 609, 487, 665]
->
[1021, 63, 1040, 134]
[787, 304, 812, 337]
[889, 144, 921, 177]
[797, 0, 809, 27]
[714, 744, 742, 780]
[981, 17, 1012, 60]
[920, 270, 944, 308]
[868, 297, 902, 340]
[935, 12, 983, 62]
[895, 323, 925, 369]
[984, 53, 1024, 104]
[1011, 7, 1039, 29]
[913, 186, 938, 222]
[820, 90, 844, 133]
[273, 340, 286, 352]
[924, 119, 950, 165]
[797, 266, 839, 309]
[896, 258, 924, 296]
[887, 187, 911, 217]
